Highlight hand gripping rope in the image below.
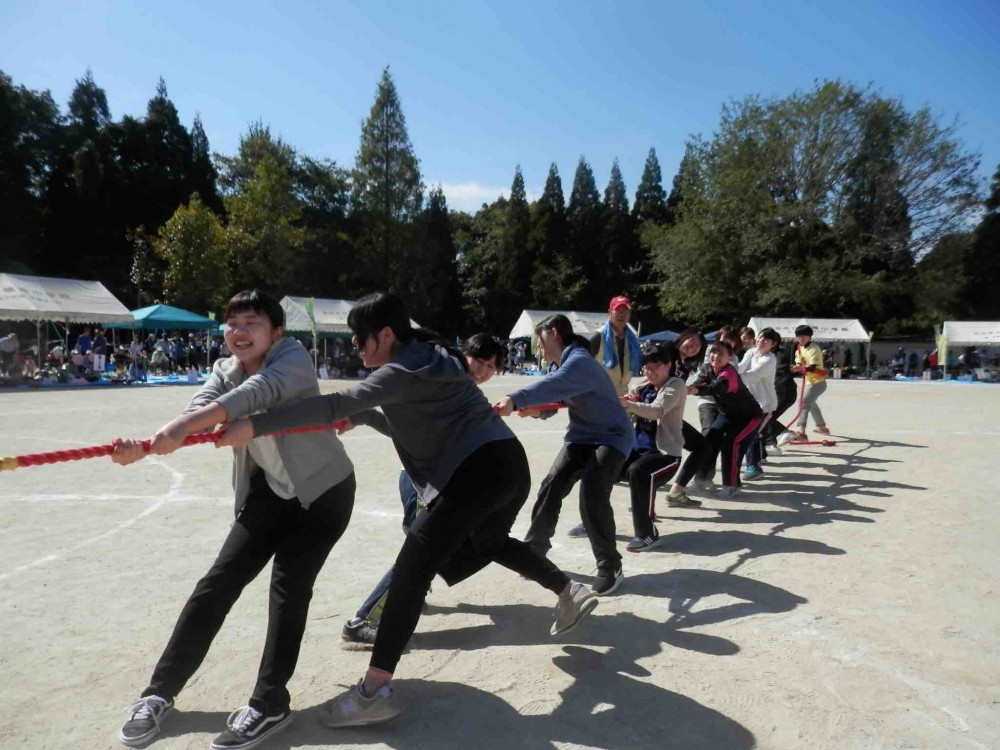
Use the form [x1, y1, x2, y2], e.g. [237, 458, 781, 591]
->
[0, 421, 348, 473]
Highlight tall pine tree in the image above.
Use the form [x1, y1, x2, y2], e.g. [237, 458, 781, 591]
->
[601, 159, 641, 304]
[528, 163, 578, 307]
[566, 156, 603, 309]
[352, 67, 424, 293]
[496, 165, 531, 328]
[632, 147, 668, 225]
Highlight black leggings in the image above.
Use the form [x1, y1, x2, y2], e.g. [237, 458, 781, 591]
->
[371, 438, 568, 674]
[144, 471, 355, 713]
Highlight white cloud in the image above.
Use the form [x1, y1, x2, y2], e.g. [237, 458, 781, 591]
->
[433, 182, 539, 212]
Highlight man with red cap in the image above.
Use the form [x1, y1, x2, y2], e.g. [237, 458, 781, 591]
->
[588, 296, 642, 397]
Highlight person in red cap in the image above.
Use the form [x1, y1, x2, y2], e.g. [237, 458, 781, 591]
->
[588, 295, 642, 397]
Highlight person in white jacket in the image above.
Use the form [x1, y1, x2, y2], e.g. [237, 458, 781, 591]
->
[737, 328, 781, 479]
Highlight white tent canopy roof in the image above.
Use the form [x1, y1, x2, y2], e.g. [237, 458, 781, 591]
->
[0, 273, 132, 324]
[280, 296, 419, 334]
[509, 309, 638, 339]
[746, 317, 871, 343]
[942, 321, 1000, 346]
[281, 296, 355, 333]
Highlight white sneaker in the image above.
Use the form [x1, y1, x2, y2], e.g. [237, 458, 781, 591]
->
[551, 581, 599, 635]
[767, 445, 783, 457]
[319, 681, 401, 728]
[776, 431, 795, 447]
[718, 485, 740, 498]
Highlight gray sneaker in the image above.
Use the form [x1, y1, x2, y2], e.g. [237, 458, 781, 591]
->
[566, 522, 587, 538]
[551, 581, 599, 635]
[319, 681, 401, 728]
[120, 695, 173, 747]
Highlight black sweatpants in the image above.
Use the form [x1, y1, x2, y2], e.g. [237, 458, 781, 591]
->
[143, 470, 355, 713]
[626, 452, 681, 538]
[524, 443, 627, 576]
[762, 385, 797, 444]
[370, 438, 569, 674]
[679, 420, 708, 487]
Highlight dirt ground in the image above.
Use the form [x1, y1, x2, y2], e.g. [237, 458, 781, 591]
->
[0, 376, 997, 750]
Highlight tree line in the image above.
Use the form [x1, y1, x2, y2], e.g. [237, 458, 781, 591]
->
[3, 68, 997, 338]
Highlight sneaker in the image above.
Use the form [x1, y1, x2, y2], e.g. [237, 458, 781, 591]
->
[591, 567, 624, 596]
[319, 681, 401, 728]
[120, 695, 173, 747]
[816, 426, 831, 435]
[566, 522, 587, 538]
[551, 581, 599, 635]
[743, 466, 764, 481]
[211, 706, 291, 749]
[666, 490, 702, 508]
[342, 617, 377, 650]
[776, 430, 798, 447]
[767, 445, 783, 457]
[626, 529, 661, 553]
[718, 485, 740, 498]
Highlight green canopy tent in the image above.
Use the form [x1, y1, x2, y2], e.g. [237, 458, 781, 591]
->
[105, 304, 218, 331]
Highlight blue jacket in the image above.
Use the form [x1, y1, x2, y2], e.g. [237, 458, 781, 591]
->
[509, 342, 633, 456]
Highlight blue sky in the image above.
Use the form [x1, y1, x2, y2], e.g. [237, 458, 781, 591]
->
[3, 0, 998, 211]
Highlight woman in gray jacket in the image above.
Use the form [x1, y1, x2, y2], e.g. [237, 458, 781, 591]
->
[113, 289, 355, 750]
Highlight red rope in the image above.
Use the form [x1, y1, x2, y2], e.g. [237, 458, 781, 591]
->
[2, 420, 347, 472]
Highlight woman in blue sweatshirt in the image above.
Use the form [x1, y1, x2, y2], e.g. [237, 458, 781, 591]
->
[494, 314, 634, 596]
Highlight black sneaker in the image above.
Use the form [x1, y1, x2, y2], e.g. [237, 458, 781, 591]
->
[591, 567, 624, 596]
[342, 617, 378, 650]
[120, 695, 173, 747]
[210, 706, 292, 750]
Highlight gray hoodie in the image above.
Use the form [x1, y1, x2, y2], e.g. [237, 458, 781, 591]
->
[251, 341, 513, 503]
[185, 336, 354, 515]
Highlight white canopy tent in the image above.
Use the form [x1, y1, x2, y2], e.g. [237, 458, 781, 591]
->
[0, 273, 132, 360]
[280, 296, 355, 333]
[747, 316, 872, 376]
[939, 321, 1000, 379]
[0, 273, 132, 324]
[509, 309, 638, 356]
[746, 317, 870, 343]
[941, 321, 1000, 346]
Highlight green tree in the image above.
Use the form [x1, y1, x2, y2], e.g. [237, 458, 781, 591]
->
[413, 186, 462, 333]
[0, 71, 60, 271]
[644, 80, 982, 330]
[566, 156, 604, 308]
[632, 147, 668, 225]
[911, 232, 974, 327]
[215, 121, 296, 195]
[966, 164, 1000, 318]
[291, 156, 355, 297]
[527, 163, 579, 308]
[154, 193, 229, 313]
[352, 67, 424, 293]
[127, 225, 164, 307]
[456, 198, 508, 333]
[189, 115, 222, 213]
[224, 155, 305, 292]
[494, 165, 532, 329]
[601, 159, 642, 304]
[67, 68, 110, 136]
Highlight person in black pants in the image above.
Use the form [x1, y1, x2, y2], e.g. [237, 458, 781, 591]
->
[113, 290, 357, 750]
[220, 293, 598, 730]
[761, 344, 798, 454]
[496, 314, 635, 598]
